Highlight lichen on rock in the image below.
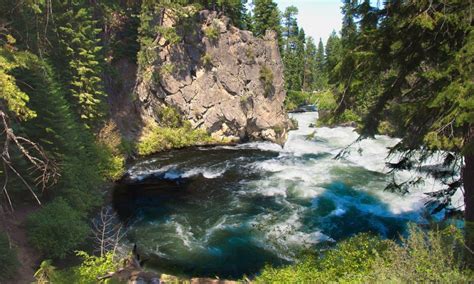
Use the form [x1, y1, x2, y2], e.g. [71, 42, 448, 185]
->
[134, 9, 289, 146]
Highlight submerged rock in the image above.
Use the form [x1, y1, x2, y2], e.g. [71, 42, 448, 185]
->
[134, 9, 289, 145]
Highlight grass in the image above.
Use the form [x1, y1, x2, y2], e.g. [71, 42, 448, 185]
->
[255, 224, 474, 283]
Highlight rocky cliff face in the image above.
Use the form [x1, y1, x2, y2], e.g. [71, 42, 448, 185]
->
[134, 9, 289, 144]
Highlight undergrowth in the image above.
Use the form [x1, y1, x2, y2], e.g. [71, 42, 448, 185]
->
[256, 224, 474, 283]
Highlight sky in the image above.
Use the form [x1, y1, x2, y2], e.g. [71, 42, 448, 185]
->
[273, 0, 343, 44]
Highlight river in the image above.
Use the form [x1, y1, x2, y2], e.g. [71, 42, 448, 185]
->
[112, 112, 460, 278]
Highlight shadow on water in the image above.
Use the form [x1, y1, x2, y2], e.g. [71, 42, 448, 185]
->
[112, 146, 422, 279]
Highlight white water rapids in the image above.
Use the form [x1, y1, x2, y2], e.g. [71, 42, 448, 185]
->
[114, 111, 463, 278]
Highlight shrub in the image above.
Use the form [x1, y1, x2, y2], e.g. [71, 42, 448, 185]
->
[96, 120, 126, 181]
[0, 232, 19, 281]
[156, 26, 181, 45]
[315, 89, 337, 111]
[204, 26, 219, 40]
[75, 251, 118, 283]
[203, 20, 220, 41]
[41, 252, 119, 283]
[136, 121, 215, 156]
[370, 224, 474, 282]
[27, 198, 89, 259]
[256, 233, 390, 283]
[201, 53, 212, 67]
[256, 225, 474, 283]
[160, 63, 175, 76]
[377, 120, 396, 136]
[98, 148, 125, 181]
[284, 90, 318, 111]
[259, 65, 274, 96]
[34, 260, 56, 284]
[159, 106, 181, 127]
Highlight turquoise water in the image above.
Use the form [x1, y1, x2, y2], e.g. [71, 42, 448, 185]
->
[113, 112, 452, 278]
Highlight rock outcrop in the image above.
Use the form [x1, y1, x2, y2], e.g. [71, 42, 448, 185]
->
[134, 9, 289, 144]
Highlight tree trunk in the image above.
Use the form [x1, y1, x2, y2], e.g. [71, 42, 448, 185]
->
[463, 124, 474, 264]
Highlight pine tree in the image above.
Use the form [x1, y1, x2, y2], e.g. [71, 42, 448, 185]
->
[54, 2, 106, 126]
[252, 0, 281, 41]
[281, 5, 298, 56]
[302, 37, 317, 91]
[325, 31, 342, 75]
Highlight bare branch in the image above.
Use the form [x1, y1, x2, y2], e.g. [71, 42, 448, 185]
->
[0, 110, 60, 211]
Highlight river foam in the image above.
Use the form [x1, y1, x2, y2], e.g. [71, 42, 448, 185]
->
[113, 111, 461, 278]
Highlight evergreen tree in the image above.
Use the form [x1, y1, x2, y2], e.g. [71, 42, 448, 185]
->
[302, 36, 317, 91]
[313, 38, 326, 90]
[332, 0, 474, 250]
[281, 5, 298, 56]
[54, 2, 106, 126]
[325, 31, 342, 75]
[316, 38, 325, 74]
[252, 0, 281, 41]
[340, 0, 357, 48]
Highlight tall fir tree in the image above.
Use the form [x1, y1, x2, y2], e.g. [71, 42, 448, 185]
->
[53, 1, 106, 127]
[302, 36, 317, 91]
[252, 0, 281, 43]
[281, 5, 298, 56]
[325, 30, 342, 76]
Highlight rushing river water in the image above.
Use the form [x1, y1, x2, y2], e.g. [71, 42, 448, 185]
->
[113, 112, 460, 278]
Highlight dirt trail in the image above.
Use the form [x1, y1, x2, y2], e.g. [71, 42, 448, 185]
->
[1, 203, 41, 284]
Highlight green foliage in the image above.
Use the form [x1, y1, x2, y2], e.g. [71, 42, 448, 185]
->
[252, 0, 281, 40]
[257, 233, 391, 283]
[137, 120, 215, 156]
[160, 63, 175, 76]
[75, 251, 118, 283]
[371, 225, 473, 282]
[55, 4, 106, 126]
[27, 198, 89, 259]
[0, 48, 36, 120]
[40, 251, 119, 283]
[259, 65, 274, 96]
[159, 106, 182, 128]
[201, 53, 213, 67]
[34, 260, 56, 284]
[257, 225, 474, 283]
[325, 31, 342, 75]
[0, 232, 19, 281]
[315, 90, 336, 111]
[96, 120, 127, 181]
[157, 26, 181, 45]
[203, 22, 220, 40]
[136, 106, 218, 155]
[284, 90, 317, 111]
[327, 0, 473, 218]
[13, 55, 105, 213]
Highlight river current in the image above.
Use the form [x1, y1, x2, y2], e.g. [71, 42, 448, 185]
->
[113, 112, 461, 278]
